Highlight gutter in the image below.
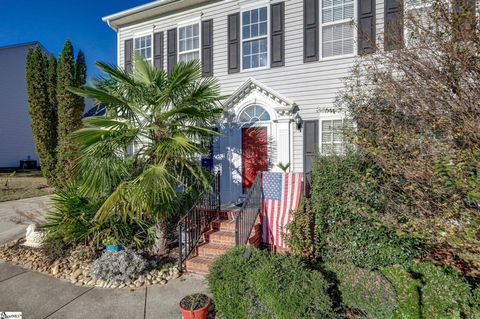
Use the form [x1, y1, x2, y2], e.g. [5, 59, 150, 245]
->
[102, 0, 179, 31]
[105, 19, 117, 32]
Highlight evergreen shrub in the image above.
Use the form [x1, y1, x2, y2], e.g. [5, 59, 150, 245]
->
[207, 246, 337, 319]
[288, 151, 421, 270]
[325, 262, 398, 319]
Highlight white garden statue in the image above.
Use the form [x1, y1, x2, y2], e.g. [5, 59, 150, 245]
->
[23, 224, 44, 248]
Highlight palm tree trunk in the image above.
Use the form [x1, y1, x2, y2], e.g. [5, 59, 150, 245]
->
[153, 218, 169, 255]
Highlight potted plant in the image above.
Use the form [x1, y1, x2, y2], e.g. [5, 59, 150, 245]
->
[103, 236, 122, 251]
[179, 293, 210, 319]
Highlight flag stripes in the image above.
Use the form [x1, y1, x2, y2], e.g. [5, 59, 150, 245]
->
[261, 172, 303, 249]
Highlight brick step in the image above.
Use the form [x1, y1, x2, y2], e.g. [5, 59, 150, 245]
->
[218, 210, 238, 220]
[197, 242, 233, 258]
[211, 218, 236, 231]
[186, 256, 215, 275]
[204, 230, 236, 246]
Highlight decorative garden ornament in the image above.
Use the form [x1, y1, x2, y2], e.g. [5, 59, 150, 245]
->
[23, 224, 44, 248]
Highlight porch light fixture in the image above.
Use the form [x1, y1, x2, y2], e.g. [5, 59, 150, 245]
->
[294, 113, 303, 130]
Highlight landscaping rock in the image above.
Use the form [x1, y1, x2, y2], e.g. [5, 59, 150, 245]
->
[71, 269, 82, 279]
[51, 264, 60, 275]
[0, 239, 182, 290]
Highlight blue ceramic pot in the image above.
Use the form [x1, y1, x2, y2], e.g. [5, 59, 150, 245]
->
[105, 244, 123, 251]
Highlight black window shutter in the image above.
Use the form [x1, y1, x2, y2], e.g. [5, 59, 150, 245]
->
[202, 19, 214, 77]
[167, 28, 177, 74]
[304, 0, 319, 62]
[303, 120, 319, 173]
[228, 13, 240, 74]
[358, 0, 376, 54]
[384, 0, 404, 51]
[124, 39, 133, 73]
[271, 2, 285, 67]
[153, 32, 164, 69]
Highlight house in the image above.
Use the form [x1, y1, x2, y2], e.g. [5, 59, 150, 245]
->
[0, 41, 95, 170]
[0, 42, 45, 169]
[102, 0, 403, 204]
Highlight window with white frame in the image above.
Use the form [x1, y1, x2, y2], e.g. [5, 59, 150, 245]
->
[242, 6, 268, 70]
[178, 23, 200, 62]
[239, 105, 271, 123]
[321, 119, 350, 154]
[404, 0, 432, 47]
[134, 35, 152, 63]
[321, 0, 355, 58]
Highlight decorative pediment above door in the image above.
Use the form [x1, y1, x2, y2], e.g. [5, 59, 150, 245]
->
[223, 78, 296, 122]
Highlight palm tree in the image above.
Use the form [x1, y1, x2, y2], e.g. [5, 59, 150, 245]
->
[69, 56, 224, 254]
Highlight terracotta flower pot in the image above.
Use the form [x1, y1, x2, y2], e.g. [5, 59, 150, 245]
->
[179, 298, 210, 319]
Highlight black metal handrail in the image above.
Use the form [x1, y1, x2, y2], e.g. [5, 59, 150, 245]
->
[235, 173, 262, 246]
[178, 172, 220, 269]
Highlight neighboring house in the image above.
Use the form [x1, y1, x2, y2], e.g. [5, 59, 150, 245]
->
[103, 0, 403, 204]
[0, 41, 94, 170]
[0, 42, 44, 169]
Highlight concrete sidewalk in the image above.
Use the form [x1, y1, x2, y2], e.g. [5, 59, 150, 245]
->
[0, 261, 208, 319]
[0, 195, 52, 244]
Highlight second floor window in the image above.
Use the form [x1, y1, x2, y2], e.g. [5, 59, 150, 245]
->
[242, 7, 268, 70]
[134, 35, 152, 63]
[179, 23, 200, 62]
[321, 0, 355, 58]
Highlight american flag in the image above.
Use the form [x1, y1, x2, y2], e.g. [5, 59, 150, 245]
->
[261, 172, 303, 249]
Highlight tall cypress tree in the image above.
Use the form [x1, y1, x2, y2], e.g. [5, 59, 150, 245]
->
[56, 40, 83, 184]
[47, 54, 58, 121]
[26, 45, 57, 186]
[75, 50, 87, 113]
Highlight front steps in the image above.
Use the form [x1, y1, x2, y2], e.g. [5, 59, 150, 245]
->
[184, 203, 262, 275]
[185, 214, 237, 275]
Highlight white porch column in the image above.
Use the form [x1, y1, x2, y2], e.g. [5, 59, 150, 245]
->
[275, 118, 292, 172]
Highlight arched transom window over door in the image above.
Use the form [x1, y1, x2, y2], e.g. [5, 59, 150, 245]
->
[239, 105, 271, 123]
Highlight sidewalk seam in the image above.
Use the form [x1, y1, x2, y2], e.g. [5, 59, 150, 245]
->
[42, 287, 94, 319]
[0, 270, 28, 283]
[144, 287, 148, 319]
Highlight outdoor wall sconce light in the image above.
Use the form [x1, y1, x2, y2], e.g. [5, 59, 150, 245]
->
[294, 112, 303, 130]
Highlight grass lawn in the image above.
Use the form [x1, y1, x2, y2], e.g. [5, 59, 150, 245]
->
[0, 171, 53, 202]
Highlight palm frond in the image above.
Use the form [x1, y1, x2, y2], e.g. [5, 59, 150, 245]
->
[70, 56, 224, 230]
[95, 61, 137, 86]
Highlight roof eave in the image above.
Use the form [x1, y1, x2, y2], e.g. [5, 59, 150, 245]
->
[102, 0, 178, 31]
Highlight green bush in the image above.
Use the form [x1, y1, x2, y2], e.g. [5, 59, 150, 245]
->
[43, 185, 155, 248]
[381, 262, 479, 319]
[289, 152, 421, 269]
[325, 262, 398, 319]
[381, 265, 422, 319]
[408, 262, 474, 319]
[470, 286, 480, 318]
[207, 246, 336, 319]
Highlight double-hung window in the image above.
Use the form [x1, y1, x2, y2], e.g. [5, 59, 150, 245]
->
[178, 23, 200, 62]
[134, 35, 153, 64]
[242, 6, 268, 70]
[321, 119, 351, 154]
[321, 0, 355, 58]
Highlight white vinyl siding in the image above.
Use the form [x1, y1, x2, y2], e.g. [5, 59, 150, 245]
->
[134, 35, 152, 63]
[321, 0, 355, 58]
[178, 23, 200, 62]
[241, 6, 269, 70]
[116, 0, 387, 173]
